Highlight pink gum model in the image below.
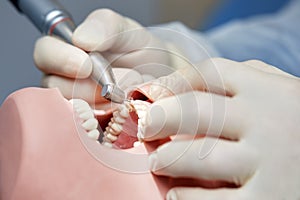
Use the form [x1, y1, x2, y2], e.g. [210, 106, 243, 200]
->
[0, 87, 183, 200]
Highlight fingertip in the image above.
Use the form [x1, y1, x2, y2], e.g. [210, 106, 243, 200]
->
[72, 19, 106, 51]
[140, 103, 167, 141]
[34, 36, 91, 79]
[77, 54, 93, 79]
[166, 189, 178, 200]
[73, 9, 121, 52]
[148, 152, 158, 172]
[33, 36, 56, 70]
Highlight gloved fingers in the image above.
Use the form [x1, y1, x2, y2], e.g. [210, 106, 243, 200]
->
[34, 36, 92, 79]
[243, 60, 296, 78]
[133, 67, 195, 101]
[140, 91, 244, 141]
[166, 187, 243, 200]
[41, 75, 104, 104]
[149, 138, 256, 186]
[136, 58, 254, 101]
[73, 9, 164, 54]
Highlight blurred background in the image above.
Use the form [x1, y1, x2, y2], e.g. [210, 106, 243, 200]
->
[0, 0, 288, 104]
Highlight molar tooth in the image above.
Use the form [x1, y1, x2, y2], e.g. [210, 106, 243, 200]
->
[110, 123, 123, 133]
[79, 110, 94, 120]
[70, 99, 91, 113]
[109, 127, 120, 136]
[102, 136, 110, 143]
[87, 129, 100, 140]
[103, 142, 113, 148]
[113, 111, 120, 117]
[105, 126, 118, 136]
[82, 118, 98, 131]
[113, 111, 126, 124]
[119, 106, 129, 118]
[117, 104, 126, 112]
[114, 116, 126, 124]
[106, 133, 118, 142]
[103, 131, 108, 136]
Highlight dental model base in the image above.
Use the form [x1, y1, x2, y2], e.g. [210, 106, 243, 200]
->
[0, 87, 178, 200]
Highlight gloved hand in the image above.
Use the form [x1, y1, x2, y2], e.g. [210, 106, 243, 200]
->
[138, 58, 300, 199]
[33, 9, 184, 103]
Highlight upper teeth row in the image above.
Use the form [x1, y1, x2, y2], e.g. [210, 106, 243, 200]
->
[69, 99, 100, 140]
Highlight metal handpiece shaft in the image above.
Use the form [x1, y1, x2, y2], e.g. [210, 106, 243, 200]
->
[9, 0, 125, 103]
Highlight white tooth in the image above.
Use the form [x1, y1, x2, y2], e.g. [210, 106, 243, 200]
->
[120, 106, 129, 118]
[114, 116, 126, 124]
[133, 141, 142, 147]
[117, 104, 126, 112]
[111, 123, 123, 133]
[102, 136, 110, 143]
[79, 110, 94, 120]
[87, 129, 100, 140]
[70, 99, 91, 114]
[106, 133, 118, 142]
[110, 127, 120, 136]
[113, 111, 120, 117]
[76, 106, 91, 114]
[82, 118, 98, 131]
[103, 131, 108, 136]
[103, 142, 113, 148]
[113, 111, 126, 124]
[103, 136, 112, 142]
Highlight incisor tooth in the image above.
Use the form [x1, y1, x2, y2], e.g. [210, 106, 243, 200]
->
[87, 129, 100, 140]
[82, 118, 98, 131]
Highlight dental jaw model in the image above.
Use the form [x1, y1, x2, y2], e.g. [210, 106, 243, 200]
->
[103, 100, 151, 149]
[0, 87, 175, 199]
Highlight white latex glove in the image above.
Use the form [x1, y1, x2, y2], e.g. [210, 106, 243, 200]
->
[33, 9, 184, 103]
[138, 58, 300, 199]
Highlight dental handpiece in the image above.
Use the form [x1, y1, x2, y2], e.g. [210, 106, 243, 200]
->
[9, 0, 126, 103]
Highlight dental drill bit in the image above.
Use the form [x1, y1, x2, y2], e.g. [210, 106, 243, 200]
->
[9, 0, 125, 103]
